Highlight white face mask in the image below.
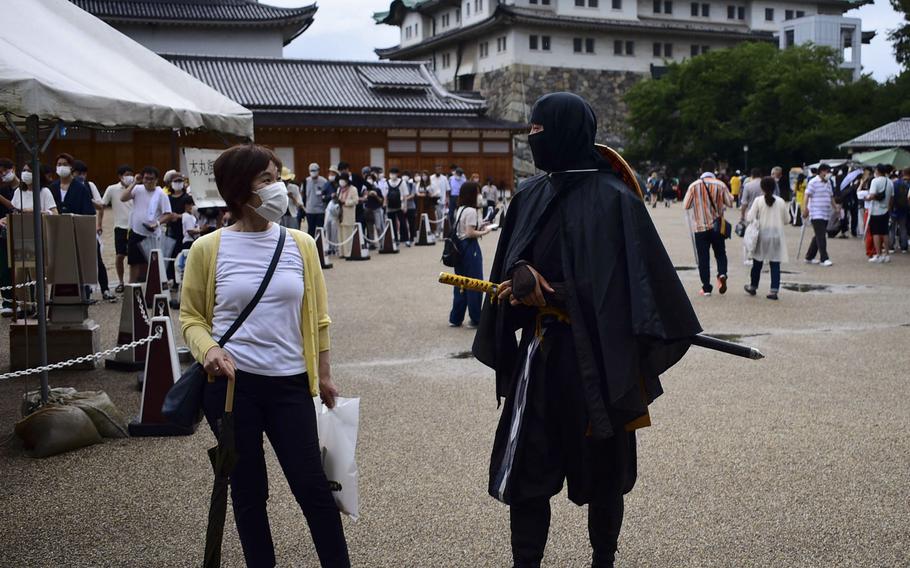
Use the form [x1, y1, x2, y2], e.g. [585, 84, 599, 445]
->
[56, 165, 72, 178]
[171, 181, 184, 191]
[310, 171, 319, 178]
[21, 171, 33, 185]
[249, 181, 288, 223]
[122, 175, 134, 186]
[328, 174, 336, 182]
[1, 171, 14, 183]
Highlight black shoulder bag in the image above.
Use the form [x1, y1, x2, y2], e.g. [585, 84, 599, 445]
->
[162, 226, 287, 429]
[441, 206, 467, 268]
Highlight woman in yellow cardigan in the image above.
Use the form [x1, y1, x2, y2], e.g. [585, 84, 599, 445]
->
[180, 144, 349, 567]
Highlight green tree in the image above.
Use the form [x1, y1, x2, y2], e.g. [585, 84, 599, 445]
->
[889, 0, 910, 69]
[623, 42, 903, 171]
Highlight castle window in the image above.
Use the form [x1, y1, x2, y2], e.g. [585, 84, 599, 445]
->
[586, 38, 595, 53]
[614, 39, 623, 54]
[541, 35, 551, 51]
[529, 35, 539, 50]
[574, 38, 583, 53]
[765, 8, 774, 21]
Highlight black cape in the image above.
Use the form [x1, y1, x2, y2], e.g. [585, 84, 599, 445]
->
[472, 168, 703, 440]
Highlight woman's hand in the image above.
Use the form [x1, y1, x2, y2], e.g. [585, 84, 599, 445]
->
[318, 351, 338, 408]
[203, 346, 236, 380]
[497, 279, 513, 303]
[319, 375, 339, 409]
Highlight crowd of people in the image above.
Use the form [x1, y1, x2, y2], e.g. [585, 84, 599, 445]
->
[0, 154, 506, 318]
[678, 157, 909, 300]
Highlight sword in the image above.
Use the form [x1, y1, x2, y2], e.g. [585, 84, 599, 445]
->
[439, 272, 765, 360]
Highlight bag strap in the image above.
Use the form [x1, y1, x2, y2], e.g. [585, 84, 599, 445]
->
[217, 225, 287, 348]
[703, 180, 719, 218]
[451, 206, 467, 237]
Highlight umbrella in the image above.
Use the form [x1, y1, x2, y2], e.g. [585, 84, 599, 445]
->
[204, 376, 237, 568]
[796, 222, 807, 259]
[840, 168, 863, 190]
[852, 147, 910, 170]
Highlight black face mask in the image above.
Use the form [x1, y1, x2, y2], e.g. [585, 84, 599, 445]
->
[528, 92, 609, 173]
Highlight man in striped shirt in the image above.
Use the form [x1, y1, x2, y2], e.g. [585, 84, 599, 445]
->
[683, 159, 734, 296]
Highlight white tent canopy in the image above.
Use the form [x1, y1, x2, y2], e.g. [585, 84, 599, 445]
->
[0, 0, 253, 138]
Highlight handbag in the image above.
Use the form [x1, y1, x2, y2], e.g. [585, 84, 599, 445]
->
[705, 181, 732, 239]
[162, 226, 287, 428]
[441, 206, 467, 268]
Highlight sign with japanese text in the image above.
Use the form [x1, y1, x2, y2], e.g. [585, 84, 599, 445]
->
[181, 147, 224, 208]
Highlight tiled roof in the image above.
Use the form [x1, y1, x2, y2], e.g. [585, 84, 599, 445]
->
[164, 55, 487, 116]
[840, 118, 910, 149]
[69, 0, 316, 25]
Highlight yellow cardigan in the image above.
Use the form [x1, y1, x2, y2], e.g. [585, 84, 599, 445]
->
[179, 227, 331, 396]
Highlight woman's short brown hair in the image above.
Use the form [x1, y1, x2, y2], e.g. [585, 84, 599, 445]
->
[458, 181, 479, 207]
[214, 144, 281, 220]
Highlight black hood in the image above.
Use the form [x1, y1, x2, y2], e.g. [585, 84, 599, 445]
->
[528, 92, 611, 173]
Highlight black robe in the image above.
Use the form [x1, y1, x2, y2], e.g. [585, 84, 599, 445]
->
[472, 167, 703, 504]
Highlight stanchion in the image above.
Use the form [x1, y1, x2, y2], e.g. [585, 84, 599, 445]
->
[315, 227, 333, 269]
[128, 316, 195, 436]
[144, 249, 167, 310]
[379, 219, 399, 254]
[346, 223, 370, 261]
[105, 284, 148, 371]
[151, 293, 170, 319]
[415, 213, 437, 246]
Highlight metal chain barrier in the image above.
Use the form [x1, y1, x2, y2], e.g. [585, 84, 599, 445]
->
[322, 230, 358, 248]
[0, 327, 163, 381]
[0, 280, 37, 292]
[361, 222, 391, 245]
[137, 299, 151, 326]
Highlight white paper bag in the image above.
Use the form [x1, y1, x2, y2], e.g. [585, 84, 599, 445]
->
[313, 397, 360, 520]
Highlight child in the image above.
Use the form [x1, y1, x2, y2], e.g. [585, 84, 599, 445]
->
[181, 197, 200, 250]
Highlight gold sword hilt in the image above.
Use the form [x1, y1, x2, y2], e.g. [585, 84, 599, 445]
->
[438, 272, 500, 301]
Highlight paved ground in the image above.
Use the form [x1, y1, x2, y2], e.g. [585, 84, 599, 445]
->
[1, 202, 908, 567]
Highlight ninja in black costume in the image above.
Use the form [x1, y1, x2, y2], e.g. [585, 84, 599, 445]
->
[472, 93, 703, 567]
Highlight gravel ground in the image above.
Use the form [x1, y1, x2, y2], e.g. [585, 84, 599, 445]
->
[1, 204, 908, 567]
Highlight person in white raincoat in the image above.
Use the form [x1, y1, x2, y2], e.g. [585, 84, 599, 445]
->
[744, 176, 789, 300]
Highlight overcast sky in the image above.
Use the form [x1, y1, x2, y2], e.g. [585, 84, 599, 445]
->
[272, 0, 903, 82]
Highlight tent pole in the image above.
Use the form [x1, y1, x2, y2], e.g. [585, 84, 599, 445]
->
[27, 115, 50, 404]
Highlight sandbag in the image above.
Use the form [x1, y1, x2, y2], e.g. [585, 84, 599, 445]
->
[21, 388, 128, 438]
[314, 397, 360, 520]
[67, 391, 129, 438]
[14, 405, 102, 458]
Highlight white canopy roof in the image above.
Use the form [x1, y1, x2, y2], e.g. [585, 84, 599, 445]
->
[0, 0, 254, 138]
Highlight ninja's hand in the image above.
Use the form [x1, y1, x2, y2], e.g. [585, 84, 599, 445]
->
[512, 265, 554, 307]
[497, 280, 513, 303]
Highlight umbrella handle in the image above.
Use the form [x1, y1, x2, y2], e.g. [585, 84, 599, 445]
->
[224, 376, 236, 413]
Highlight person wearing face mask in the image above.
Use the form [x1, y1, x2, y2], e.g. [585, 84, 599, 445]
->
[338, 174, 359, 258]
[384, 168, 407, 245]
[304, 162, 328, 238]
[472, 92, 701, 568]
[0, 158, 18, 315]
[73, 159, 116, 300]
[11, 165, 57, 214]
[100, 166, 135, 291]
[180, 144, 349, 568]
[448, 167, 466, 223]
[801, 163, 836, 267]
[165, 172, 192, 285]
[430, 165, 448, 235]
[363, 173, 385, 245]
[403, 170, 418, 246]
[48, 153, 95, 215]
[121, 166, 176, 283]
[280, 167, 303, 230]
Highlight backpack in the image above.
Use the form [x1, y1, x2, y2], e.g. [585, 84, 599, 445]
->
[387, 181, 402, 210]
[441, 207, 467, 267]
[894, 179, 909, 210]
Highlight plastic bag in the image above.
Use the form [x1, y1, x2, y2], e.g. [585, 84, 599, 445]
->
[313, 397, 360, 520]
[743, 220, 760, 257]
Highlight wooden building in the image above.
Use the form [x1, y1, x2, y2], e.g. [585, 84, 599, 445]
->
[4, 1, 521, 189]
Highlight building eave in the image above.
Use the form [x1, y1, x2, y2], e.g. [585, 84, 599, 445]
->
[376, 6, 774, 58]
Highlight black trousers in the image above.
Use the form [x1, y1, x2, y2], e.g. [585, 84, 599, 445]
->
[693, 230, 727, 293]
[203, 371, 350, 568]
[805, 219, 829, 261]
[306, 213, 325, 238]
[511, 496, 624, 568]
[387, 209, 406, 242]
[405, 209, 417, 242]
